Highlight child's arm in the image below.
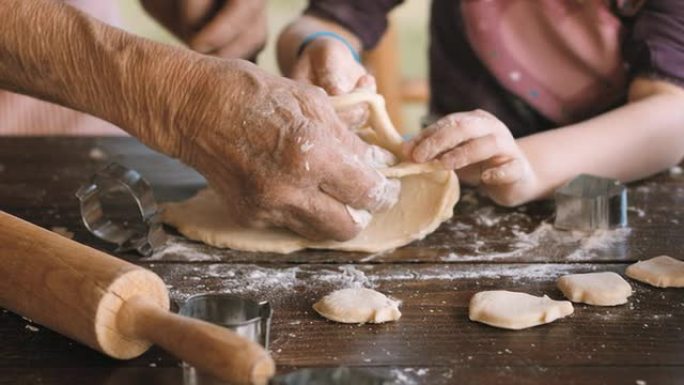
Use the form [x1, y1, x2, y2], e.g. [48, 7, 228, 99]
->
[518, 78, 684, 200]
[405, 77, 684, 206]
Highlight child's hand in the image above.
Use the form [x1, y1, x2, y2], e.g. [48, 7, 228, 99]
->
[403, 110, 539, 206]
[290, 38, 375, 130]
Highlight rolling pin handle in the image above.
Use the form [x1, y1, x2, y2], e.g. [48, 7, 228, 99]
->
[117, 296, 275, 385]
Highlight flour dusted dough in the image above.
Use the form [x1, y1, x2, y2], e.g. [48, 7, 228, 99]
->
[313, 288, 401, 324]
[162, 91, 459, 253]
[557, 272, 632, 306]
[626, 256, 684, 288]
[469, 291, 574, 330]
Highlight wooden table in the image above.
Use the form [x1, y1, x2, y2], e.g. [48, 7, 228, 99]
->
[1, 137, 683, 385]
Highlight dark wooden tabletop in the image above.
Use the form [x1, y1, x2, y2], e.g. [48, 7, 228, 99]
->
[1, 137, 683, 385]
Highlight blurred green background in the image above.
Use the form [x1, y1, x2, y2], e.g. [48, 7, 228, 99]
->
[117, 0, 429, 130]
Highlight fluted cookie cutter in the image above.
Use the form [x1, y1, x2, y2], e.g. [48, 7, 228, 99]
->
[554, 174, 628, 231]
[75, 162, 167, 256]
[180, 294, 272, 385]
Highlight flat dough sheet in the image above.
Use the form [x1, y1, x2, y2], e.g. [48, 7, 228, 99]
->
[162, 91, 460, 254]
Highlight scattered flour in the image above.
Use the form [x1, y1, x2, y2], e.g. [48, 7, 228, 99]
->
[669, 166, 683, 176]
[370, 263, 584, 282]
[443, 221, 631, 262]
[50, 226, 74, 240]
[25, 324, 39, 332]
[146, 237, 227, 261]
[628, 206, 646, 218]
[472, 206, 529, 227]
[163, 262, 586, 305]
[163, 264, 377, 302]
[389, 368, 419, 385]
[88, 147, 107, 160]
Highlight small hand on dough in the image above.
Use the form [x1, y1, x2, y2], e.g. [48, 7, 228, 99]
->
[404, 110, 540, 206]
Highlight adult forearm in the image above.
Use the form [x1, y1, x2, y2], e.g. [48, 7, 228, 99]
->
[0, 0, 209, 154]
[519, 78, 684, 199]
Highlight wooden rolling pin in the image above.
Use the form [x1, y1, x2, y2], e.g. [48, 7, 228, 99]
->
[0, 211, 275, 385]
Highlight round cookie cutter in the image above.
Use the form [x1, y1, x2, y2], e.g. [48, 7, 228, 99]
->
[179, 294, 272, 349]
[179, 294, 272, 385]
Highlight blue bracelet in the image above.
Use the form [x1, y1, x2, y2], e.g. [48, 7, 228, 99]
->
[296, 31, 361, 63]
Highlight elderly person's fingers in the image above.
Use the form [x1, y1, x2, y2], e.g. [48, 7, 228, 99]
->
[317, 148, 400, 213]
[278, 187, 372, 241]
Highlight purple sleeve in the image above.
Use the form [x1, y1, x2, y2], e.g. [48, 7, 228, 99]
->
[624, 0, 684, 86]
[305, 0, 404, 50]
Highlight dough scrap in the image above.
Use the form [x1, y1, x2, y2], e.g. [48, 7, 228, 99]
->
[626, 255, 684, 288]
[469, 291, 574, 330]
[162, 91, 460, 253]
[313, 288, 401, 324]
[557, 272, 632, 306]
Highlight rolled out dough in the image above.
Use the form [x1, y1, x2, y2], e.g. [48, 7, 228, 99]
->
[162, 91, 460, 253]
[469, 291, 574, 330]
[313, 288, 401, 324]
[557, 272, 632, 306]
[626, 256, 684, 288]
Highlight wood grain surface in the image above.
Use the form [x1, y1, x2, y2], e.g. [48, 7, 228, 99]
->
[0, 137, 682, 385]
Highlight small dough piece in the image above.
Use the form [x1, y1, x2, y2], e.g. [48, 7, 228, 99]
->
[557, 272, 632, 306]
[626, 256, 684, 288]
[313, 288, 401, 324]
[469, 291, 574, 330]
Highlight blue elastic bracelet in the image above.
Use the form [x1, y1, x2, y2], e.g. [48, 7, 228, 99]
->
[297, 31, 361, 63]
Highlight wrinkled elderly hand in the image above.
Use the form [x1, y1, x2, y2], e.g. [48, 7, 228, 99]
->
[404, 110, 539, 207]
[140, 0, 267, 59]
[291, 37, 375, 130]
[169, 59, 399, 240]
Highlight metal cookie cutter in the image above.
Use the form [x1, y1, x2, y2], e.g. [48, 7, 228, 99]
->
[554, 174, 628, 231]
[75, 162, 167, 256]
[179, 295, 392, 385]
[179, 294, 272, 385]
[271, 367, 393, 385]
[179, 294, 272, 348]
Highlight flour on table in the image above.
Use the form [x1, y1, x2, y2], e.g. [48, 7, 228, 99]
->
[557, 272, 632, 306]
[626, 256, 684, 288]
[50, 226, 74, 240]
[313, 288, 401, 324]
[469, 290, 573, 330]
[442, 221, 631, 262]
[88, 147, 107, 160]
